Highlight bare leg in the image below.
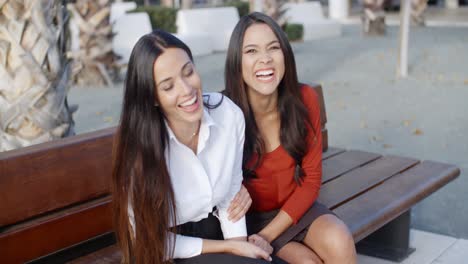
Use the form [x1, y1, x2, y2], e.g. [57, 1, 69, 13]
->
[276, 241, 323, 264]
[303, 214, 356, 264]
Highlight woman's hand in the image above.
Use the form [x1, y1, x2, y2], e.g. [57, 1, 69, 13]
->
[248, 234, 273, 255]
[227, 185, 252, 222]
[227, 240, 272, 261]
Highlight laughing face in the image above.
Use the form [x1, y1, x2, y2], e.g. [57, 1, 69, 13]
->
[154, 48, 203, 129]
[241, 23, 285, 98]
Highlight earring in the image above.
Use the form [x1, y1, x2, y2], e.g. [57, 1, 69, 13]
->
[154, 103, 159, 107]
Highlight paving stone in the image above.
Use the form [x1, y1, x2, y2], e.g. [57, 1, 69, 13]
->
[358, 229, 456, 264]
[432, 239, 468, 264]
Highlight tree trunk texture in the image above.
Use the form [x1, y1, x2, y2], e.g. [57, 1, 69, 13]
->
[181, 0, 193, 9]
[67, 0, 118, 87]
[257, 0, 288, 27]
[411, 0, 428, 26]
[249, 0, 257, 12]
[362, 0, 386, 35]
[0, 0, 75, 152]
[161, 0, 174, 8]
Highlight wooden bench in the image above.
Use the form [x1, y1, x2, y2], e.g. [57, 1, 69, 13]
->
[0, 84, 459, 263]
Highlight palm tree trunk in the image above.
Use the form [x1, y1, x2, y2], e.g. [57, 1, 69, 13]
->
[0, 0, 75, 152]
[181, 0, 192, 9]
[161, 0, 174, 8]
[362, 0, 386, 35]
[67, 0, 118, 86]
[250, 0, 287, 26]
[411, 0, 428, 25]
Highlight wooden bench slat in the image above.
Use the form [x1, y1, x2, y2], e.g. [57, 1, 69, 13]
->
[322, 150, 381, 183]
[319, 155, 419, 209]
[322, 146, 345, 160]
[0, 196, 112, 263]
[0, 128, 115, 227]
[333, 161, 460, 242]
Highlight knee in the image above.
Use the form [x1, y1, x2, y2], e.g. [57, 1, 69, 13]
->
[317, 215, 356, 258]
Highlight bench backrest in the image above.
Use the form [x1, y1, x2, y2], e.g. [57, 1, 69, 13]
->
[313, 84, 328, 151]
[0, 84, 326, 262]
[0, 128, 115, 263]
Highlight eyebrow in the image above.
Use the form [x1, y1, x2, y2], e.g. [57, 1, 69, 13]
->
[243, 40, 279, 49]
[156, 61, 192, 87]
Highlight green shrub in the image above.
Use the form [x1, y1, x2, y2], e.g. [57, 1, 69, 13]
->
[283, 23, 303, 42]
[129, 6, 178, 33]
[225, 0, 250, 18]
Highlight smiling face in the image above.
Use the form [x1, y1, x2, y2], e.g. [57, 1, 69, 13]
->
[241, 23, 285, 98]
[154, 48, 203, 130]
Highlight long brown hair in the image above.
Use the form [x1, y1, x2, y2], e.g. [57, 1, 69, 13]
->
[224, 12, 314, 185]
[112, 30, 193, 263]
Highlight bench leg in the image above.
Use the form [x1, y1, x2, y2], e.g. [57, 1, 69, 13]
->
[356, 210, 415, 262]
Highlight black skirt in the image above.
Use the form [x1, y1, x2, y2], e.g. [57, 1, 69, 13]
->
[246, 202, 334, 253]
[174, 211, 271, 264]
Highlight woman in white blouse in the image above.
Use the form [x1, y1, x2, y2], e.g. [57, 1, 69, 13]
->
[112, 30, 272, 263]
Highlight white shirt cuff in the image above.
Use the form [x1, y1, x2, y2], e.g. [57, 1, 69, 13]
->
[217, 208, 247, 239]
[173, 234, 203, 259]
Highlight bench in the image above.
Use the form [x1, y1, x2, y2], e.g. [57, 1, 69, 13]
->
[0, 84, 459, 263]
[110, 2, 137, 24]
[283, 2, 342, 41]
[112, 11, 152, 64]
[176, 7, 239, 54]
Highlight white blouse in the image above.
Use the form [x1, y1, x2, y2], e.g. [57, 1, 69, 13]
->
[129, 93, 247, 259]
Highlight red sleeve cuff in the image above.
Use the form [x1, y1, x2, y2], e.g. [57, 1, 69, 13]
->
[281, 202, 305, 224]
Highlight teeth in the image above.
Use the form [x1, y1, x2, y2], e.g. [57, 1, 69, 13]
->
[180, 96, 197, 107]
[256, 70, 274, 76]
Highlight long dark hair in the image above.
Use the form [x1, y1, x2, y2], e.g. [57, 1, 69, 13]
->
[224, 12, 314, 185]
[112, 30, 193, 263]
